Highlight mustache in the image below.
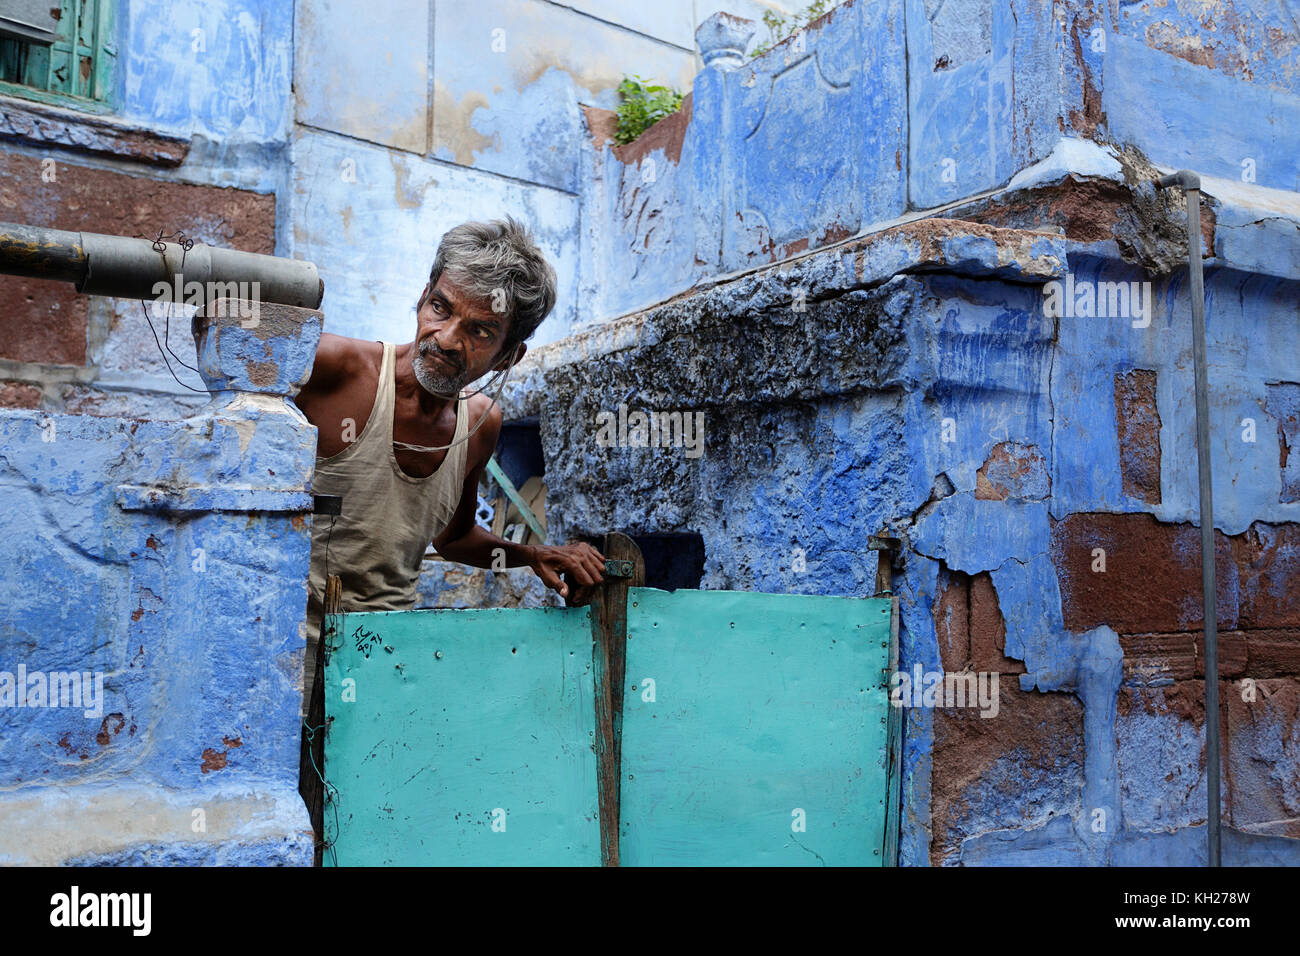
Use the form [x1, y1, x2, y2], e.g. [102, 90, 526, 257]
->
[418, 342, 462, 372]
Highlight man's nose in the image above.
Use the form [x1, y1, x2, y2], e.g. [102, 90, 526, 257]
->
[431, 323, 465, 363]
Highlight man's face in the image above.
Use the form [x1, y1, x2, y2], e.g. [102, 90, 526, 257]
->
[411, 275, 513, 396]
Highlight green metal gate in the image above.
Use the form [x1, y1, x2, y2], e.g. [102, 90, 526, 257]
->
[322, 585, 898, 866]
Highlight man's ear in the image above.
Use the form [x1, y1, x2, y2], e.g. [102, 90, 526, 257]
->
[493, 341, 525, 371]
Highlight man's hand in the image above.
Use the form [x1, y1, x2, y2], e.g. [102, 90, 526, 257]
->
[527, 541, 606, 598]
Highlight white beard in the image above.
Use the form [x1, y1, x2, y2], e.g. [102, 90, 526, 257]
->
[412, 347, 467, 396]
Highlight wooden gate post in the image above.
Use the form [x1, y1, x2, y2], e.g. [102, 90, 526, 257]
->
[300, 573, 341, 868]
[565, 532, 644, 866]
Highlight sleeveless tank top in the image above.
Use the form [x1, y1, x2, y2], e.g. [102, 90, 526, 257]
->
[303, 341, 469, 698]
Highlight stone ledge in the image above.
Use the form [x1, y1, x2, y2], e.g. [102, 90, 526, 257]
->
[501, 216, 1069, 421]
[0, 94, 191, 167]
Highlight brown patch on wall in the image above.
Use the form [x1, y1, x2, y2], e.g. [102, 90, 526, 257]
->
[1146, 23, 1216, 70]
[934, 568, 1027, 674]
[1051, 512, 1237, 633]
[430, 80, 495, 166]
[1245, 629, 1300, 677]
[0, 153, 276, 366]
[781, 237, 810, 258]
[1232, 523, 1300, 629]
[1264, 382, 1300, 503]
[1114, 369, 1162, 504]
[1052, 515, 1300, 634]
[611, 91, 692, 167]
[1119, 630, 1248, 684]
[200, 747, 228, 773]
[246, 360, 277, 387]
[1142, 5, 1300, 94]
[0, 381, 41, 408]
[94, 713, 126, 746]
[1067, 14, 1107, 137]
[930, 680, 1084, 865]
[938, 178, 1126, 243]
[776, 221, 856, 264]
[1199, 200, 1217, 259]
[974, 441, 1049, 501]
[581, 105, 619, 149]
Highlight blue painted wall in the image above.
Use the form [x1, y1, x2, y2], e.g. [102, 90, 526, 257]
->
[0, 307, 321, 863]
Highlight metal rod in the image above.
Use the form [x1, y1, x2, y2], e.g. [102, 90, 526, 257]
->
[0, 221, 87, 282]
[0, 221, 324, 309]
[1156, 170, 1220, 867]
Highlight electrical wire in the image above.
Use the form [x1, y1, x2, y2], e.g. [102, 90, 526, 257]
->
[135, 229, 210, 394]
[392, 343, 521, 453]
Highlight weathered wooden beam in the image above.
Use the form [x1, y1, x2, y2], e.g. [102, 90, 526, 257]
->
[566, 532, 643, 866]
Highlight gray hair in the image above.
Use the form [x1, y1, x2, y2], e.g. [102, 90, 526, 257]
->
[425, 216, 557, 355]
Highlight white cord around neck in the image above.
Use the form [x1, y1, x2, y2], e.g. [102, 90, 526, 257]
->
[391, 346, 519, 454]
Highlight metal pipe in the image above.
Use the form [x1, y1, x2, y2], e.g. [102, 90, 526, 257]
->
[1155, 170, 1220, 867]
[0, 221, 324, 309]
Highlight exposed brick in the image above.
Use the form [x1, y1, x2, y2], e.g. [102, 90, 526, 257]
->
[0, 381, 41, 408]
[931, 680, 1084, 865]
[0, 153, 275, 366]
[937, 177, 1132, 243]
[974, 441, 1049, 501]
[1245, 629, 1300, 677]
[1051, 513, 1239, 634]
[1115, 369, 1162, 504]
[1118, 680, 1218, 728]
[1120, 630, 1248, 685]
[1232, 523, 1300, 629]
[933, 567, 1026, 674]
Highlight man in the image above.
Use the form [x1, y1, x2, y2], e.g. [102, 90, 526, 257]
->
[292, 218, 605, 835]
[294, 216, 604, 630]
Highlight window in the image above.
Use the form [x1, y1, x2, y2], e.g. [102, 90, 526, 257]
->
[0, 0, 116, 108]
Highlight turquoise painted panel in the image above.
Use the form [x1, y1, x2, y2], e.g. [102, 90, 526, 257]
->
[323, 606, 601, 866]
[620, 588, 893, 866]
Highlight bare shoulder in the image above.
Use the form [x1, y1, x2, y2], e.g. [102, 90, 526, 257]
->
[302, 334, 381, 394]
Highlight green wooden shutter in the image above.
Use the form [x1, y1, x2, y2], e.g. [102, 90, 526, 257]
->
[0, 0, 116, 109]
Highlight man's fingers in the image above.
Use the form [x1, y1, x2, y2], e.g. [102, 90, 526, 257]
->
[567, 561, 597, 587]
[538, 564, 564, 594]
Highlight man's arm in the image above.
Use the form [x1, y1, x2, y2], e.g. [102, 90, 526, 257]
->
[292, 332, 354, 414]
[433, 399, 605, 599]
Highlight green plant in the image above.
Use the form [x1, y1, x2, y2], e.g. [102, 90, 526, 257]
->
[614, 74, 685, 146]
[751, 0, 835, 57]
